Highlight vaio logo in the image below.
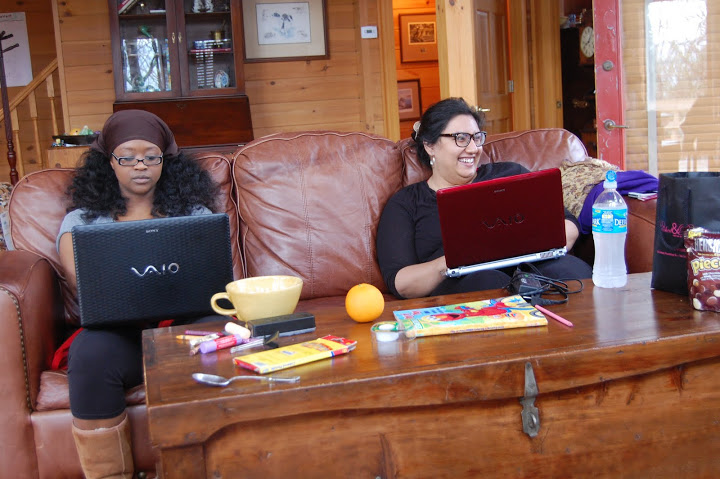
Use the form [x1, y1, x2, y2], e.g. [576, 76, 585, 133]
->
[482, 213, 525, 229]
[131, 263, 180, 277]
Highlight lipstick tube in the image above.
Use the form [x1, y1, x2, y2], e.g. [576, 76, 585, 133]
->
[198, 334, 247, 354]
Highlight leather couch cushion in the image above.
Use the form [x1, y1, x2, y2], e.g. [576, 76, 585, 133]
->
[36, 370, 146, 411]
[481, 128, 588, 170]
[234, 131, 404, 299]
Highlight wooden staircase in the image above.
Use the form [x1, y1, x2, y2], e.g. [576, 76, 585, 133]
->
[0, 59, 62, 184]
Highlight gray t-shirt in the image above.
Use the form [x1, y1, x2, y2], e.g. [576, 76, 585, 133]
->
[56, 205, 212, 252]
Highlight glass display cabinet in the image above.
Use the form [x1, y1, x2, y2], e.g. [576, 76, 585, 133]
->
[109, 0, 253, 148]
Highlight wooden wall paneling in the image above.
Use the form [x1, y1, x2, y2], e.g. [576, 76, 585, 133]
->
[66, 89, 116, 116]
[358, 0, 382, 134]
[61, 41, 112, 67]
[329, 27, 361, 53]
[251, 98, 363, 131]
[379, 0, 399, 141]
[245, 76, 362, 104]
[243, 55, 360, 81]
[64, 65, 114, 92]
[56, 14, 111, 43]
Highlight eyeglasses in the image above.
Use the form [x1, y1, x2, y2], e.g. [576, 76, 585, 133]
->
[111, 153, 163, 167]
[439, 131, 487, 148]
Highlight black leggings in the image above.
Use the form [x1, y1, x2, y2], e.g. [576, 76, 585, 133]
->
[430, 255, 592, 296]
[68, 315, 223, 420]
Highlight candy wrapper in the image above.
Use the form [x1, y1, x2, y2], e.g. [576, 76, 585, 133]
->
[685, 227, 720, 312]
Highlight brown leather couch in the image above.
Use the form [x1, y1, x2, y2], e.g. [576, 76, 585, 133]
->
[0, 129, 656, 478]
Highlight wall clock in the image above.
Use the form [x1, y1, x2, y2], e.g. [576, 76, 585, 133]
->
[579, 25, 595, 65]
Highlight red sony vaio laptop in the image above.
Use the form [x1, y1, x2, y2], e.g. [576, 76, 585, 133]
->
[436, 168, 567, 278]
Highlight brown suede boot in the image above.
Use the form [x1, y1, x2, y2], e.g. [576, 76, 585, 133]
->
[72, 414, 134, 479]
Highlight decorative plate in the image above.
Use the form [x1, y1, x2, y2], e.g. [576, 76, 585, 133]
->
[214, 70, 230, 88]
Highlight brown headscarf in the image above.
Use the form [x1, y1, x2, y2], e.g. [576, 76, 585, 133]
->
[91, 110, 179, 157]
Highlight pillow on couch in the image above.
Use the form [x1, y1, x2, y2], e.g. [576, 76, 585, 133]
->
[0, 182, 11, 251]
[234, 131, 404, 300]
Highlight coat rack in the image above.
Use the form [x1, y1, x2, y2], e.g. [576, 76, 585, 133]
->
[0, 30, 19, 185]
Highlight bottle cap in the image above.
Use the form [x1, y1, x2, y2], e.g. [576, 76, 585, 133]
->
[604, 170, 618, 189]
[224, 321, 251, 339]
[370, 321, 416, 342]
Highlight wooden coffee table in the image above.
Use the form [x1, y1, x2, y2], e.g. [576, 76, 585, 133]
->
[142, 273, 720, 478]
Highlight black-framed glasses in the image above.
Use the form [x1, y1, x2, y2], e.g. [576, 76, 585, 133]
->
[439, 131, 487, 148]
[111, 153, 164, 167]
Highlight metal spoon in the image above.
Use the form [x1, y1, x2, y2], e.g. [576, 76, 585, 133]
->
[192, 372, 300, 387]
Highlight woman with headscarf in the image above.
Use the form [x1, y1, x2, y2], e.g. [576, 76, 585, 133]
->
[56, 110, 218, 478]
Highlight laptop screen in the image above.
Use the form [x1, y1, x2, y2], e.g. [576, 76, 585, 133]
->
[72, 213, 233, 327]
[437, 168, 567, 273]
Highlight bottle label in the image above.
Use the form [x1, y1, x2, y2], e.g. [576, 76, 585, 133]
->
[592, 208, 627, 233]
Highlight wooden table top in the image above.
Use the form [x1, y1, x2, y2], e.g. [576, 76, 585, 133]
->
[142, 272, 720, 448]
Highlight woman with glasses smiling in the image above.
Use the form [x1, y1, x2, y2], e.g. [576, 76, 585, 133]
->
[55, 110, 218, 479]
[377, 98, 591, 299]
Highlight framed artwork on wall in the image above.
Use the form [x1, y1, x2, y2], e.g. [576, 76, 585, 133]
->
[243, 0, 329, 62]
[397, 79, 422, 121]
[399, 13, 438, 63]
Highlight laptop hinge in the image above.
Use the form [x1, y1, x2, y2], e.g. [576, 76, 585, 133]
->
[445, 247, 567, 278]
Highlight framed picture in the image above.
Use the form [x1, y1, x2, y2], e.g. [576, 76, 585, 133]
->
[243, 0, 329, 62]
[397, 79, 422, 121]
[399, 13, 438, 63]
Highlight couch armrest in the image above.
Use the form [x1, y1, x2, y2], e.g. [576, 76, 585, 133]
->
[0, 250, 64, 476]
[625, 197, 657, 273]
[0, 250, 64, 408]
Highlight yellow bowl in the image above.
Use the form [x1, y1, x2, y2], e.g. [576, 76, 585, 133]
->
[210, 275, 303, 321]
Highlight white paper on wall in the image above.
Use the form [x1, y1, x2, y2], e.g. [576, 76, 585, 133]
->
[0, 12, 32, 87]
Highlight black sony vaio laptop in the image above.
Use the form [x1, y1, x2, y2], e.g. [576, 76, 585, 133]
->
[71, 213, 233, 327]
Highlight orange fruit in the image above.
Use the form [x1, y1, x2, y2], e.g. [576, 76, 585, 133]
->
[345, 283, 385, 323]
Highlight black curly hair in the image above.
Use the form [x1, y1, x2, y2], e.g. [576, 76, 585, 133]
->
[412, 97, 485, 167]
[66, 149, 219, 221]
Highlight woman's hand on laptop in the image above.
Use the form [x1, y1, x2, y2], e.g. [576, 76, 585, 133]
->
[564, 220, 579, 251]
[394, 256, 448, 299]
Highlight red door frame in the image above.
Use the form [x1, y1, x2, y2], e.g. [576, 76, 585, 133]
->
[594, 0, 626, 168]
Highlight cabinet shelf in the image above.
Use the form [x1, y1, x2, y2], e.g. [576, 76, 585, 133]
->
[118, 13, 166, 19]
[189, 48, 233, 54]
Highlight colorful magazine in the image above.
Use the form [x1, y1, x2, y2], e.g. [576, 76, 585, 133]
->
[393, 295, 547, 337]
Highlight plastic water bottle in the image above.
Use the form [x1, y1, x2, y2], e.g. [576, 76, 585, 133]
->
[592, 170, 628, 288]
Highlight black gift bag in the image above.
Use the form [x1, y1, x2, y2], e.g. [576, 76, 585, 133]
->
[651, 172, 720, 295]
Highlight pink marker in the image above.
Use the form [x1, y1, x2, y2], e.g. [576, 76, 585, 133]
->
[198, 334, 247, 354]
[534, 304, 574, 328]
